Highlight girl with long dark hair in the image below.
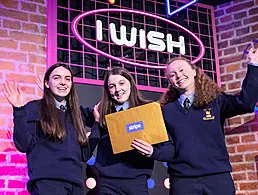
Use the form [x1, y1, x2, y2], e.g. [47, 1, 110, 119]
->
[3, 63, 98, 195]
[91, 67, 173, 195]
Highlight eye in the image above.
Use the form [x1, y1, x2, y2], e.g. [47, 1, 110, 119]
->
[53, 76, 59, 80]
[170, 73, 175, 78]
[120, 81, 125, 85]
[109, 85, 114, 89]
[180, 69, 184, 72]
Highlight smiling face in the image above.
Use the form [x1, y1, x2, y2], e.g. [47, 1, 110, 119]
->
[45, 66, 72, 102]
[167, 59, 196, 95]
[108, 74, 131, 104]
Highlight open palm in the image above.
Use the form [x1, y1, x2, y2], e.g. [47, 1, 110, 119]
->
[3, 81, 24, 107]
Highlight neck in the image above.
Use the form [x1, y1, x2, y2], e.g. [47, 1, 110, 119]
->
[181, 86, 195, 96]
[115, 100, 128, 106]
[55, 97, 66, 104]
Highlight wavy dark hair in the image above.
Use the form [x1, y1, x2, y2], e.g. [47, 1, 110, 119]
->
[160, 57, 223, 108]
[40, 63, 88, 146]
[99, 67, 150, 127]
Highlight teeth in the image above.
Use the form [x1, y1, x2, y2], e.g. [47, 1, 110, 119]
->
[178, 79, 186, 84]
[116, 93, 124, 99]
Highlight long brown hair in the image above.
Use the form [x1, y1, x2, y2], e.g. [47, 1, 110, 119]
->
[99, 67, 150, 127]
[160, 57, 223, 108]
[40, 63, 88, 146]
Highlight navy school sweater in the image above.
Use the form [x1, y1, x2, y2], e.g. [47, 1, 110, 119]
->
[91, 108, 174, 179]
[151, 65, 258, 177]
[92, 124, 154, 179]
[13, 100, 98, 191]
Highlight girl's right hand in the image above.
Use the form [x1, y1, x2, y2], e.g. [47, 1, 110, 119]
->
[2, 81, 24, 107]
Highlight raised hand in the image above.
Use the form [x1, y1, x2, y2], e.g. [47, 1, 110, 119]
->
[131, 138, 153, 157]
[2, 81, 24, 107]
[36, 74, 44, 91]
[248, 47, 258, 64]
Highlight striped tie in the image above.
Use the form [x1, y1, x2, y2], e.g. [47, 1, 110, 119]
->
[60, 105, 66, 112]
[183, 98, 190, 109]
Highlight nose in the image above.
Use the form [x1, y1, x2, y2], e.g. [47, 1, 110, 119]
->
[60, 78, 66, 85]
[115, 85, 121, 92]
[176, 71, 182, 79]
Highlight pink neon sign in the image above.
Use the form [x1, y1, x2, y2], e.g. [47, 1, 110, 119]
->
[71, 8, 205, 69]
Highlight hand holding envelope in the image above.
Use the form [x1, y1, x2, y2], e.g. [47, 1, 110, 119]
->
[105, 102, 168, 154]
[131, 138, 154, 157]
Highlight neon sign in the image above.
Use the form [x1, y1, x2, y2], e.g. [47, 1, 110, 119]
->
[166, 0, 199, 18]
[71, 9, 205, 69]
[96, 20, 186, 54]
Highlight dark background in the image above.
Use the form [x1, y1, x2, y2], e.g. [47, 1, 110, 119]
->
[200, 0, 232, 6]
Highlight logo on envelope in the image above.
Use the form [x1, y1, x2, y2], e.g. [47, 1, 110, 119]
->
[126, 121, 144, 133]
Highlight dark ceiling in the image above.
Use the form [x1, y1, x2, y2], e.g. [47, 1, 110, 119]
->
[198, 0, 233, 6]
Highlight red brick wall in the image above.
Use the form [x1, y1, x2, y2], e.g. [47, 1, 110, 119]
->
[0, 0, 46, 194]
[215, 0, 258, 194]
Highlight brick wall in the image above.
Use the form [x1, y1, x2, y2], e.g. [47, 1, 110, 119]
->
[0, 0, 46, 194]
[215, 0, 258, 194]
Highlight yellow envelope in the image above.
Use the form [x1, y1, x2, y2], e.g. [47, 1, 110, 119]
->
[105, 102, 168, 154]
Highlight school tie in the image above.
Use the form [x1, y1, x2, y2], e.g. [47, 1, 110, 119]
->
[183, 98, 190, 109]
[59, 105, 66, 112]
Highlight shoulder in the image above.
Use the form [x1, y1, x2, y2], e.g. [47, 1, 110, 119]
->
[161, 102, 175, 113]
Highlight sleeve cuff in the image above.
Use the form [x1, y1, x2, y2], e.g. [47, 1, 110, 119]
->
[149, 147, 159, 160]
[13, 105, 26, 117]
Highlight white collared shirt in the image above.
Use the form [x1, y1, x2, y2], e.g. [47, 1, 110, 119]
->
[55, 99, 67, 110]
[115, 101, 129, 112]
[178, 93, 194, 108]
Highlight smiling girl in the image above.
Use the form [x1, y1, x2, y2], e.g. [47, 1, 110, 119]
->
[3, 63, 98, 195]
[132, 47, 258, 195]
[90, 67, 173, 195]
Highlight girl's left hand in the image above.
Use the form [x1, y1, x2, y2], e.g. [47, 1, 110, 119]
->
[248, 47, 258, 64]
[131, 138, 153, 157]
[93, 103, 100, 122]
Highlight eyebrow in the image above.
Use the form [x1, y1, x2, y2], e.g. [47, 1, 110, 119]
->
[52, 74, 71, 78]
[108, 79, 126, 86]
